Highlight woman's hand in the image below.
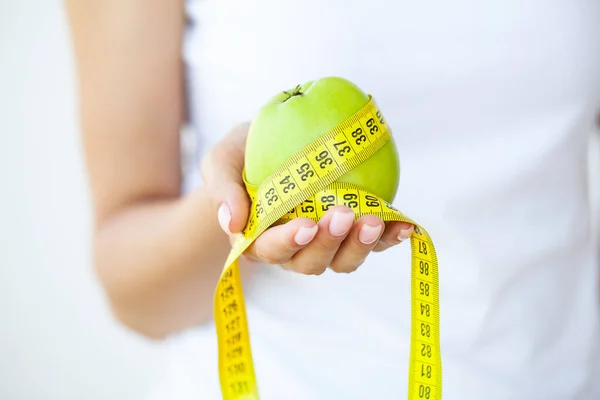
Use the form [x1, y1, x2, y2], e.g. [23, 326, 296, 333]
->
[201, 123, 414, 275]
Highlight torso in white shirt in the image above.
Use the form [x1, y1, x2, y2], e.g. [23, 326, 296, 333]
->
[151, 1, 600, 399]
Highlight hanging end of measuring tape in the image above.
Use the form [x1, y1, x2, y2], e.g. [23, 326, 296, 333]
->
[214, 258, 261, 400]
[407, 224, 443, 400]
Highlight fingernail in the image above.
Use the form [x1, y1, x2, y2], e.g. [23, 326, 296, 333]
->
[359, 224, 382, 244]
[294, 225, 318, 245]
[218, 203, 232, 235]
[328, 211, 354, 237]
[398, 228, 412, 242]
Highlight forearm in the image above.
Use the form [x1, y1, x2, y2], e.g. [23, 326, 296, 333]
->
[94, 187, 256, 339]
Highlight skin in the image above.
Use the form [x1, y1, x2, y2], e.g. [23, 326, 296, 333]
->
[64, 0, 414, 340]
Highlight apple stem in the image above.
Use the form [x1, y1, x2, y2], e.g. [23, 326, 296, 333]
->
[292, 84, 302, 96]
[282, 84, 303, 102]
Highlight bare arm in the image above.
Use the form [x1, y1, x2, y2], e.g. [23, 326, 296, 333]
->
[64, 0, 250, 339]
[64, 0, 413, 341]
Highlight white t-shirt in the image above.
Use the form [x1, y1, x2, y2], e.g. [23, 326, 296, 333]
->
[151, 1, 600, 399]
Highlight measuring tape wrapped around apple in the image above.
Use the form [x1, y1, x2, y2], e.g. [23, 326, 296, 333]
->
[213, 77, 442, 400]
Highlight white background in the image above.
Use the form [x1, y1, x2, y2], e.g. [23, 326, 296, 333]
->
[1, 1, 599, 400]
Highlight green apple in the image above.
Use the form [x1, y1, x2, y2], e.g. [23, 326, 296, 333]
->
[244, 76, 400, 203]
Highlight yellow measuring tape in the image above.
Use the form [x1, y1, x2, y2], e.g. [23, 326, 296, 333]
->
[213, 96, 442, 400]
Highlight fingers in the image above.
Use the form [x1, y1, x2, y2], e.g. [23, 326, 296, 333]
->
[240, 203, 413, 275]
[244, 218, 318, 264]
[328, 214, 385, 273]
[283, 206, 355, 275]
[373, 221, 414, 252]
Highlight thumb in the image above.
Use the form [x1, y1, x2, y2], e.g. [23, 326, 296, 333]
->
[216, 180, 251, 235]
[201, 124, 251, 235]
